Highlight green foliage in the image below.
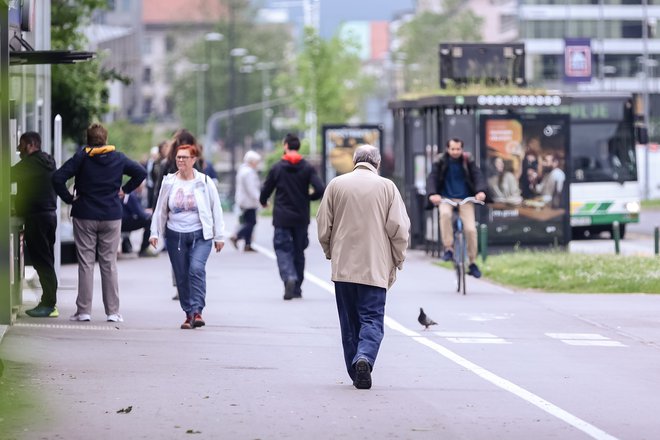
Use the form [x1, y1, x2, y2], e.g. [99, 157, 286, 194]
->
[172, 0, 291, 144]
[641, 199, 660, 210]
[288, 27, 370, 134]
[105, 120, 156, 161]
[395, 1, 483, 93]
[51, 0, 110, 144]
[437, 250, 660, 293]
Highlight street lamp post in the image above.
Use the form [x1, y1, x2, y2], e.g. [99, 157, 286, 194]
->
[228, 47, 248, 206]
[204, 32, 223, 145]
[256, 62, 276, 150]
[191, 63, 209, 138]
[642, 0, 651, 200]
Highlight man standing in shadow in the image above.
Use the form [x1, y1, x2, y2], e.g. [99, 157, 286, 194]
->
[11, 132, 59, 317]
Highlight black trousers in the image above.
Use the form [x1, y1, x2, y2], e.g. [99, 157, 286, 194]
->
[236, 208, 257, 245]
[121, 216, 152, 253]
[24, 211, 58, 308]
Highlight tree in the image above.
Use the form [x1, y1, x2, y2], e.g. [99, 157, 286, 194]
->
[51, 0, 109, 144]
[280, 27, 374, 149]
[171, 0, 292, 146]
[395, 0, 483, 93]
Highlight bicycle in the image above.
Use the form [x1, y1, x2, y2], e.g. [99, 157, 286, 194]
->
[439, 197, 485, 295]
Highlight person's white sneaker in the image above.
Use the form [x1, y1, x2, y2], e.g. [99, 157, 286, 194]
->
[69, 313, 91, 321]
[106, 314, 123, 323]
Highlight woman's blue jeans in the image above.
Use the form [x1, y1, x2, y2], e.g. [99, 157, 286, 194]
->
[166, 228, 212, 316]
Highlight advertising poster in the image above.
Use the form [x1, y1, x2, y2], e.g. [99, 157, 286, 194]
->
[322, 125, 383, 183]
[480, 114, 570, 245]
[564, 38, 592, 83]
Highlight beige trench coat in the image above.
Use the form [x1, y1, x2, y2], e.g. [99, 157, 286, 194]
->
[317, 162, 410, 289]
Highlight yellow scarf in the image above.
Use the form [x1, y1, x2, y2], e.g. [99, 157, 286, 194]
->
[84, 145, 116, 156]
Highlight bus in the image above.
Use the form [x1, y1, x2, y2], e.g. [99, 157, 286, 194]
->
[388, 92, 643, 247]
[523, 94, 640, 238]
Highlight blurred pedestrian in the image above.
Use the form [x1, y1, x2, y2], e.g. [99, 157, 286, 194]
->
[317, 144, 410, 389]
[260, 134, 325, 300]
[230, 150, 261, 252]
[121, 183, 153, 257]
[52, 123, 146, 322]
[149, 141, 225, 330]
[11, 132, 59, 318]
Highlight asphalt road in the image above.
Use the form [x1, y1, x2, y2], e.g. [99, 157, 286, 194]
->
[1, 215, 660, 439]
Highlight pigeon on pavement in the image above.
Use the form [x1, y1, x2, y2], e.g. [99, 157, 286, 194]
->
[418, 307, 437, 329]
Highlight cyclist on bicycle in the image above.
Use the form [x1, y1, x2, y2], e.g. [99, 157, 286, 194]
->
[426, 138, 488, 278]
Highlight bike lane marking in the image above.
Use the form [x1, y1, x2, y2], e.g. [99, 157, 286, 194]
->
[252, 243, 618, 440]
[546, 333, 627, 347]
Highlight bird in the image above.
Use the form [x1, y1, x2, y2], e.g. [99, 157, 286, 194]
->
[418, 307, 437, 330]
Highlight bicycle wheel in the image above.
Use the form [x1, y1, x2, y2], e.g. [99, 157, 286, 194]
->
[459, 234, 467, 295]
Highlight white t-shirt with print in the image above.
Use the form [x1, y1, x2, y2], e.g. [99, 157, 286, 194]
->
[167, 178, 203, 233]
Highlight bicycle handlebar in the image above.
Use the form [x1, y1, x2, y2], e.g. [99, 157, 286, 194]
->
[438, 197, 485, 207]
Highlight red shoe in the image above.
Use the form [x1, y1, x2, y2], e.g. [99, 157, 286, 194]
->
[193, 313, 205, 328]
[181, 315, 193, 330]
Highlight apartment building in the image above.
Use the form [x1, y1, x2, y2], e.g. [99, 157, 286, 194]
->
[519, 1, 660, 93]
[88, 1, 143, 121]
[141, 0, 225, 124]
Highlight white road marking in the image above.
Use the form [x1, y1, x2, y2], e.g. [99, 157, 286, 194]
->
[563, 340, 627, 347]
[252, 243, 618, 440]
[460, 312, 514, 322]
[546, 333, 627, 347]
[546, 333, 609, 340]
[434, 331, 511, 344]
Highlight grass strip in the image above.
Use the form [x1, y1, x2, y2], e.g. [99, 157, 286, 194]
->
[438, 250, 660, 293]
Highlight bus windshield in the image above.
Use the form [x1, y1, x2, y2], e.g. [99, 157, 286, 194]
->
[571, 122, 637, 183]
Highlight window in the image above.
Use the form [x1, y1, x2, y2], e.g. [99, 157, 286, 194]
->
[165, 35, 176, 52]
[143, 67, 152, 84]
[143, 98, 153, 115]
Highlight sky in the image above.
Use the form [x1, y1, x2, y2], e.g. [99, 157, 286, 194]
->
[319, 0, 415, 37]
[256, 0, 415, 38]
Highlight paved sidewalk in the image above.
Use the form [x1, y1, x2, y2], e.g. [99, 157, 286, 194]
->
[2, 213, 660, 439]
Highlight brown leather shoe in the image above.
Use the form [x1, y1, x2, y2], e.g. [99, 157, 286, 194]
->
[180, 315, 193, 330]
[192, 313, 205, 328]
[229, 236, 238, 249]
[244, 244, 257, 252]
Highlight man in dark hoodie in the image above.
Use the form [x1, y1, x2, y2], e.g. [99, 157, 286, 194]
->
[426, 138, 487, 278]
[260, 133, 325, 300]
[52, 123, 146, 322]
[11, 132, 59, 318]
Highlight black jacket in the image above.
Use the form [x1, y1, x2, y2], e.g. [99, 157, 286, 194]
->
[52, 146, 146, 221]
[426, 152, 488, 201]
[260, 152, 325, 227]
[10, 150, 57, 217]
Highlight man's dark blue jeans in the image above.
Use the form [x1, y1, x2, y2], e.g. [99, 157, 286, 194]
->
[334, 281, 386, 380]
[273, 226, 309, 293]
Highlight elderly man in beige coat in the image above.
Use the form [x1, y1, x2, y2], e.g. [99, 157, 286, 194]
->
[317, 144, 410, 390]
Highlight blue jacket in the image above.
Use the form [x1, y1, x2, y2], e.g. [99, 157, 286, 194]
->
[52, 145, 146, 221]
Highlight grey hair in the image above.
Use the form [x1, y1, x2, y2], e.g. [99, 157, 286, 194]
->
[243, 150, 261, 164]
[353, 144, 381, 168]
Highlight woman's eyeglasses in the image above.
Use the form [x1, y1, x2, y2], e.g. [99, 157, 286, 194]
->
[176, 156, 192, 161]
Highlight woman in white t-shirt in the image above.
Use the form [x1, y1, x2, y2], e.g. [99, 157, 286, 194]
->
[150, 142, 225, 329]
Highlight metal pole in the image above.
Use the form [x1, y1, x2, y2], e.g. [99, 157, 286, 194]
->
[197, 67, 203, 139]
[1, 2, 11, 325]
[642, 0, 651, 200]
[54, 115, 62, 277]
[598, 0, 605, 86]
[227, 3, 237, 207]
[613, 221, 621, 255]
